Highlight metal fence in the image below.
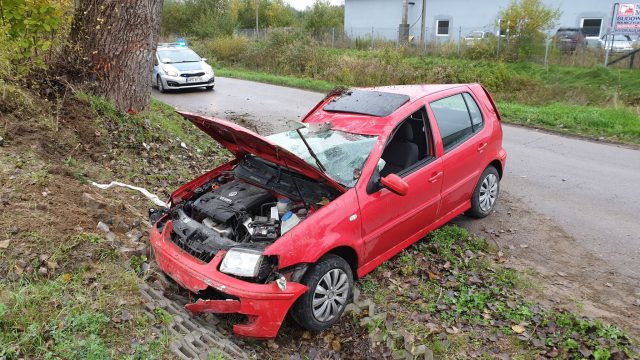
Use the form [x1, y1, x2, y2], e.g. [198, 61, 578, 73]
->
[236, 27, 640, 69]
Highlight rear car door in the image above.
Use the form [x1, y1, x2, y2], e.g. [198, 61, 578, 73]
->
[427, 90, 489, 216]
[357, 105, 443, 266]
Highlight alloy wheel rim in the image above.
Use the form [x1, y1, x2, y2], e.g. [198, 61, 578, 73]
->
[312, 268, 349, 322]
[479, 173, 498, 212]
[157, 77, 163, 90]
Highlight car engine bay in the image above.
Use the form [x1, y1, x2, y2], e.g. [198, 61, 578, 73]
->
[163, 156, 340, 267]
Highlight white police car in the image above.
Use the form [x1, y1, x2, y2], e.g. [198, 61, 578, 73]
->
[153, 42, 215, 92]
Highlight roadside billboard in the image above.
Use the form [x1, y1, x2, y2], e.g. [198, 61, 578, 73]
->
[614, 3, 640, 34]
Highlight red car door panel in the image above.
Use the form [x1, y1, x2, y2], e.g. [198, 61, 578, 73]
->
[426, 90, 489, 216]
[357, 158, 443, 265]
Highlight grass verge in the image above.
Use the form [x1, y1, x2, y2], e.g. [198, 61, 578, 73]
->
[214, 66, 640, 145]
[216, 67, 335, 92]
[356, 225, 639, 359]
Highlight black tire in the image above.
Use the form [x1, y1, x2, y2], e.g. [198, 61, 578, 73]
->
[467, 166, 500, 218]
[156, 76, 166, 93]
[205, 85, 214, 91]
[290, 254, 353, 332]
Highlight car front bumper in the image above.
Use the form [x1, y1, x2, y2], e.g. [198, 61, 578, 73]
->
[161, 74, 215, 89]
[150, 219, 307, 338]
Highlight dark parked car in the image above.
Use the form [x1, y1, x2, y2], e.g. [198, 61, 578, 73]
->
[554, 28, 587, 52]
[150, 84, 507, 338]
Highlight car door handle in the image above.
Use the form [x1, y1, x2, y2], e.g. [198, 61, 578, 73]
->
[428, 172, 443, 183]
[477, 142, 488, 152]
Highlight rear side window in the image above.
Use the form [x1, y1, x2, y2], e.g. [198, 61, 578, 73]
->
[463, 93, 483, 131]
[430, 93, 483, 153]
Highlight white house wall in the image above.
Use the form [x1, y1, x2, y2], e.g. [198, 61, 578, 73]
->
[344, 0, 623, 42]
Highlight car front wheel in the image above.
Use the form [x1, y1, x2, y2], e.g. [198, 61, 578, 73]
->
[291, 254, 353, 332]
[468, 166, 500, 218]
[156, 76, 166, 93]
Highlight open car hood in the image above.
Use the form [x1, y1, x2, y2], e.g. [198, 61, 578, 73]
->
[178, 111, 346, 193]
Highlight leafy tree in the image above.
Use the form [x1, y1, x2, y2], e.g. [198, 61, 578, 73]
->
[304, 0, 343, 36]
[232, 0, 296, 30]
[162, 0, 235, 38]
[499, 0, 560, 57]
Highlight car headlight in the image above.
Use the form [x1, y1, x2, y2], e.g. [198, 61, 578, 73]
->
[162, 65, 178, 77]
[204, 66, 213, 75]
[219, 248, 263, 277]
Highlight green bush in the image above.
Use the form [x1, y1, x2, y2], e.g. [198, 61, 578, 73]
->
[193, 36, 250, 64]
[0, 0, 70, 72]
[464, 39, 499, 60]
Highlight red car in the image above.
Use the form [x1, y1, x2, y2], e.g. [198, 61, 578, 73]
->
[149, 84, 507, 339]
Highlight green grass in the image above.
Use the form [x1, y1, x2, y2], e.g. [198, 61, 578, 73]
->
[213, 66, 640, 144]
[358, 225, 639, 358]
[0, 262, 167, 359]
[500, 102, 640, 143]
[77, 91, 218, 152]
[216, 67, 336, 92]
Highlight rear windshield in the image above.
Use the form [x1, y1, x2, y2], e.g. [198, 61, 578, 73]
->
[323, 90, 410, 117]
[158, 49, 201, 64]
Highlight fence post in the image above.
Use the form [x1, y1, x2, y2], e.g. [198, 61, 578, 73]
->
[332, 28, 335, 48]
[371, 27, 374, 49]
[604, 36, 611, 67]
[457, 27, 462, 56]
[544, 37, 551, 70]
[424, 28, 428, 53]
[496, 19, 501, 58]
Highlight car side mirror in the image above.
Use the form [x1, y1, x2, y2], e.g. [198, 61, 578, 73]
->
[201, 58, 207, 62]
[380, 174, 408, 196]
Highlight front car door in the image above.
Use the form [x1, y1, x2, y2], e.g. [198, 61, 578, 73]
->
[356, 104, 443, 275]
[426, 89, 489, 217]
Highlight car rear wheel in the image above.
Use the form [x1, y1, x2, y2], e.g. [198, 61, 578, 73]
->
[468, 166, 500, 218]
[156, 76, 166, 93]
[291, 254, 353, 332]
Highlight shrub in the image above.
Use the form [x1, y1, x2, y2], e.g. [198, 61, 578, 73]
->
[499, 0, 560, 58]
[0, 0, 71, 71]
[464, 39, 499, 60]
[194, 36, 250, 64]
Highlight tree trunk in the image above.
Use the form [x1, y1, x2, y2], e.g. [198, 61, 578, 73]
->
[70, 0, 163, 113]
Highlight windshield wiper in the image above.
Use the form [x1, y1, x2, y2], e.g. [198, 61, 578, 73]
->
[295, 128, 327, 173]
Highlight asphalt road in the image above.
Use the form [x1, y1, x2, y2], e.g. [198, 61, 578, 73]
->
[153, 77, 640, 281]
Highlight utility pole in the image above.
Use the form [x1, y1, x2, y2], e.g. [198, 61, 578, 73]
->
[420, 0, 426, 46]
[399, 0, 409, 42]
[255, 0, 259, 38]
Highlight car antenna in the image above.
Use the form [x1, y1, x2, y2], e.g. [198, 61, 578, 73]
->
[286, 120, 326, 173]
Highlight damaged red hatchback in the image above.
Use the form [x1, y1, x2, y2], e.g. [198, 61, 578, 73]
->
[149, 84, 507, 338]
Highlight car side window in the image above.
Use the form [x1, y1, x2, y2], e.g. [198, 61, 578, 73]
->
[430, 94, 474, 153]
[463, 93, 483, 131]
[378, 107, 434, 178]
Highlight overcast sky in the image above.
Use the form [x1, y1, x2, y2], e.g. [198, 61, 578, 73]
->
[284, 0, 344, 11]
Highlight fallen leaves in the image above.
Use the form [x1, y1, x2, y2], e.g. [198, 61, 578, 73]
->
[511, 324, 526, 334]
[331, 339, 341, 352]
[0, 239, 10, 249]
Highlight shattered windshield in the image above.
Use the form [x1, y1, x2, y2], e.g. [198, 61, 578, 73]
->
[267, 128, 377, 187]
